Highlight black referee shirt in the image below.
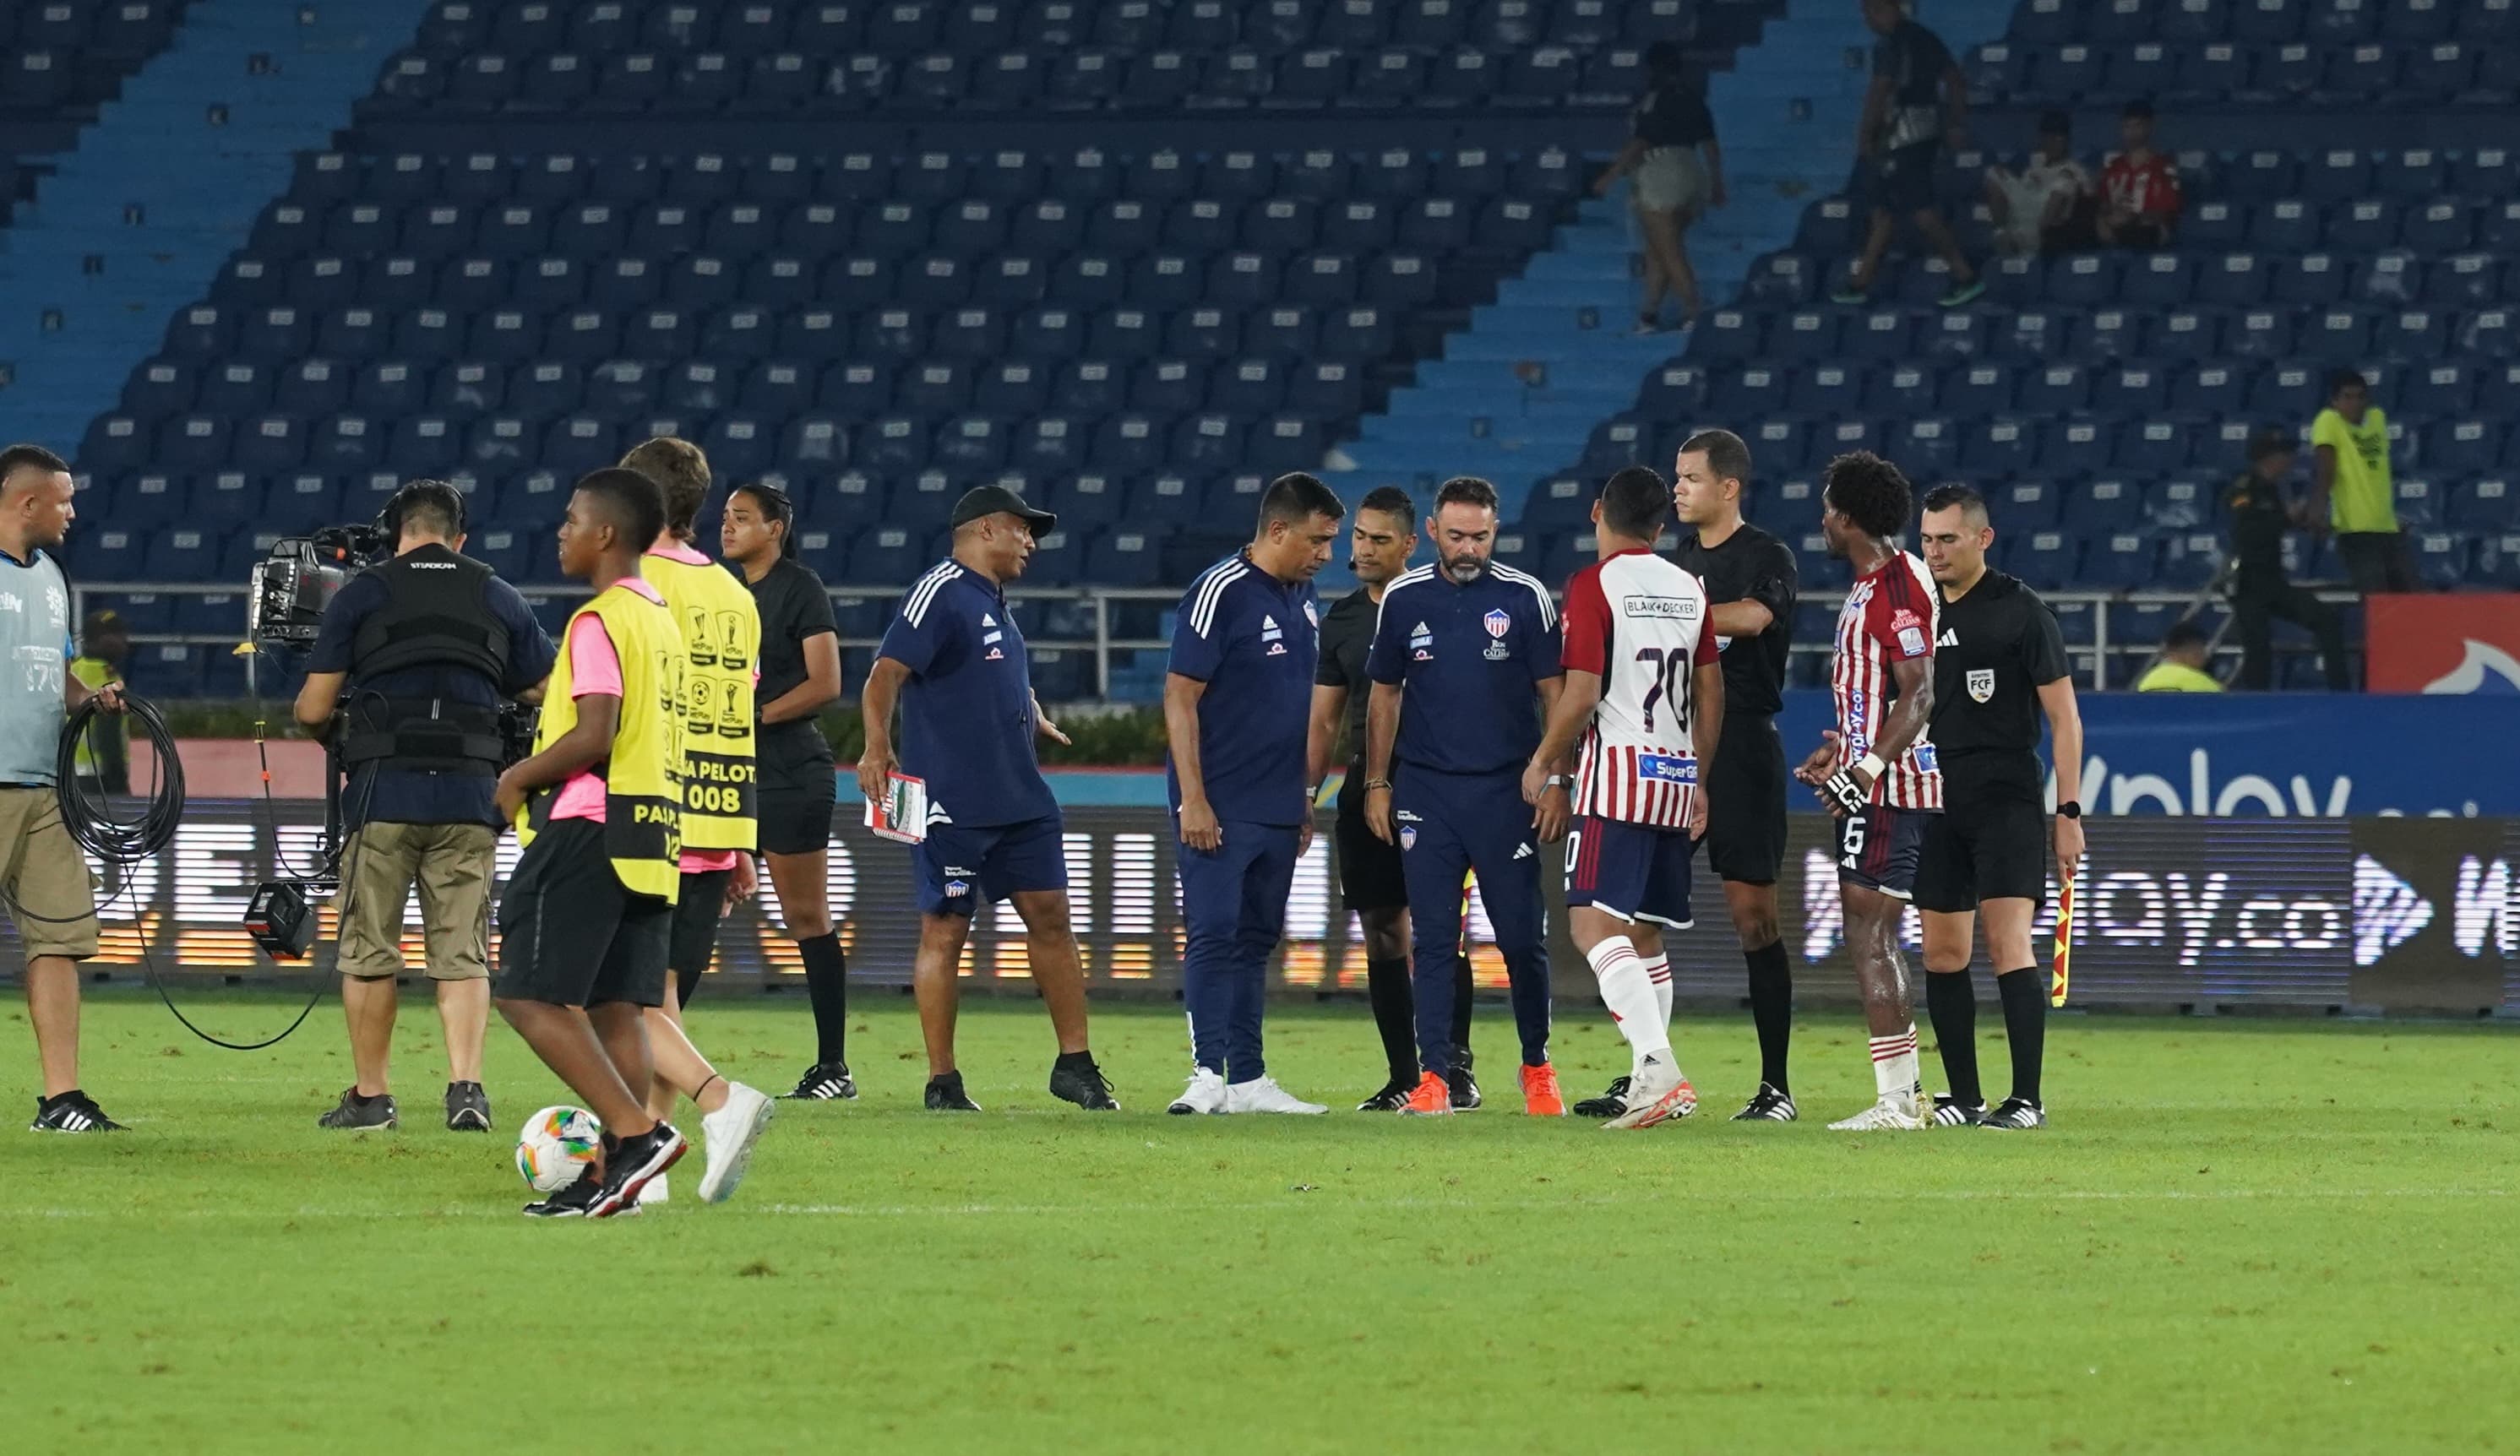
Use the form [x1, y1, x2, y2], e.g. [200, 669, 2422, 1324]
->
[1929, 568, 2069, 802]
[1314, 584, 1380, 767]
[1671, 521, 1798, 719]
[745, 556, 840, 786]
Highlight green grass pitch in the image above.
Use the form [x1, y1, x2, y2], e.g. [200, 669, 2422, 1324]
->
[2, 992, 2512, 1454]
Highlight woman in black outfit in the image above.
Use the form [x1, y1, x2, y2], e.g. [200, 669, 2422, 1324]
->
[720, 482, 857, 1099]
[1594, 41, 1726, 333]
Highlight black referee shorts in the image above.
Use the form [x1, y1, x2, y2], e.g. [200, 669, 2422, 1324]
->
[758, 762, 837, 856]
[1702, 715, 1788, 885]
[1334, 769, 1407, 913]
[1915, 795, 2049, 914]
[494, 818, 671, 1008]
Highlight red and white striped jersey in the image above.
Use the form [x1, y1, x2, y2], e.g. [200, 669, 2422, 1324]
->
[1831, 550, 1944, 810]
[1559, 549, 1718, 829]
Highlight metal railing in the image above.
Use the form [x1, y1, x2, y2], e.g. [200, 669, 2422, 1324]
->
[74, 579, 2359, 698]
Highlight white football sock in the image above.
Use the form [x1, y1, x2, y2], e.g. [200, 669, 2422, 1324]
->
[1641, 952, 1672, 1031]
[1870, 1026, 1919, 1104]
[1588, 936, 1670, 1065]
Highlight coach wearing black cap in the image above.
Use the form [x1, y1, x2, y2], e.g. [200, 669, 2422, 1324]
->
[2228, 427, 2349, 691]
[857, 486, 1117, 1113]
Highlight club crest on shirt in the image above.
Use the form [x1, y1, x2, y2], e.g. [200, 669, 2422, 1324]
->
[1303, 600, 1318, 628]
[1399, 825, 1417, 850]
[1967, 668, 1995, 704]
[943, 879, 970, 898]
[1483, 608, 1510, 638]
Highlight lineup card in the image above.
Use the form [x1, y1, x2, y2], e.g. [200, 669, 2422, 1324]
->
[864, 772, 928, 845]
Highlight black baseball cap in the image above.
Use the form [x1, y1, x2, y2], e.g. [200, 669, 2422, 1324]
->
[950, 483, 1056, 535]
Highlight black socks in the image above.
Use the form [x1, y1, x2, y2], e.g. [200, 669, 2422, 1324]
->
[799, 932, 850, 1067]
[1994, 965, 2045, 1105]
[1744, 939, 1793, 1093]
[1365, 955, 1415, 1084]
[1926, 966, 1981, 1107]
[1449, 953, 1474, 1049]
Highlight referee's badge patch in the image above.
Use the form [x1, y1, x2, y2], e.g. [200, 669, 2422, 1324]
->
[1967, 668, 1995, 704]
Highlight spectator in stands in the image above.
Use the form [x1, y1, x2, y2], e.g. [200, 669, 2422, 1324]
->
[1596, 42, 1726, 333]
[2136, 622, 2223, 693]
[2310, 370, 2414, 595]
[1833, 0, 1983, 309]
[2227, 428, 2350, 692]
[2095, 100, 2181, 250]
[1983, 110, 2092, 257]
[70, 608, 131, 795]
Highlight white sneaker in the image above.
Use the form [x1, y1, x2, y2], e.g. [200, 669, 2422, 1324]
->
[1602, 1055, 1696, 1130]
[1167, 1069, 1229, 1115]
[1827, 1095, 1926, 1132]
[1224, 1077, 1327, 1115]
[697, 1081, 776, 1203]
[638, 1174, 668, 1206]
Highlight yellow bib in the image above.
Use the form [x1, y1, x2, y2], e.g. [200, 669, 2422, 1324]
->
[642, 549, 760, 852]
[520, 582, 685, 901]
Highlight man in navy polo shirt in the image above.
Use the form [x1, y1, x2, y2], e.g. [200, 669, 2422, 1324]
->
[857, 485, 1118, 1114]
[1361, 477, 1568, 1117]
[1162, 472, 1345, 1116]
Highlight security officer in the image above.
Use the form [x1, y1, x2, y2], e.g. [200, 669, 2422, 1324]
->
[297, 479, 555, 1133]
[1361, 477, 1568, 1117]
[2227, 427, 2349, 691]
[1911, 484, 2083, 1133]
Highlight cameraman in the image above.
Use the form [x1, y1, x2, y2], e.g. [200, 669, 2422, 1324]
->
[295, 481, 554, 1133]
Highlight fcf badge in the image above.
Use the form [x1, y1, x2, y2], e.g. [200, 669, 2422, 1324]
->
[1967, 668, 1995, 704]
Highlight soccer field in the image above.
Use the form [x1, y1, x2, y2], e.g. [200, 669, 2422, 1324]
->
[2, 994, 2512, 1455]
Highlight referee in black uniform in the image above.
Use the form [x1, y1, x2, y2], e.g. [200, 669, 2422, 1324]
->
[1308, 486, 1476, 1110]
[1577, 429, 1802, 1122]
[1913, 485, 2084, 1132]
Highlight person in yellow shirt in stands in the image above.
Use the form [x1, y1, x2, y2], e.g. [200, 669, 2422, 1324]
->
[68, 608, 130, 795]
[2136, 622, 2223, 693]
[2309, 370, 2414, 594]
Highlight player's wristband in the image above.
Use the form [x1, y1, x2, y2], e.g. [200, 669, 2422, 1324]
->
[1855, 752, 1887, 782]
[1543, 774, 1568, 788]
[1819, 768, 1869, 816]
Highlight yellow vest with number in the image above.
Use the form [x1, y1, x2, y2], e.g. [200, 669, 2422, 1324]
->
[520, 581, 684, 901]
[641, 548, 760, 852]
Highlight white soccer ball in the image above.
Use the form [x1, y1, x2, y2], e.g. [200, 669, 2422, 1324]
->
[515, 1105, 602, 1193]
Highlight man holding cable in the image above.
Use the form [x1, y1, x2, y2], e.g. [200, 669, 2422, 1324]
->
[1913, 485, 2082, 1131]
[1, 443, 126, 1133]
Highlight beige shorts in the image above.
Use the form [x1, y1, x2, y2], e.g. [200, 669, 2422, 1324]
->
[335, 821, 498, 980]
[1631, 147, 1710, 216]
[0, 786, 99, 960]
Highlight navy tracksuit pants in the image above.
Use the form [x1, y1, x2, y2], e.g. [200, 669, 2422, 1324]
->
[1178, 820, 1298, 1083]
[1395, 764, 1550, 1075]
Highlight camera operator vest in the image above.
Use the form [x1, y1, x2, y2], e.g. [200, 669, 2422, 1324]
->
[641, 546, 760, 853]
[517, 584, 684, 902]
[340, 543, 514, 778]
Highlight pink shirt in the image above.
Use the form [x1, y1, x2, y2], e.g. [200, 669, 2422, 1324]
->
[547, 579, 666, 823]
[646, 544, 744, 873]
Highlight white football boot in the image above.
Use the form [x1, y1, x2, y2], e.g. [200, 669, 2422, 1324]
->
[697, 1081, 776, 1203]
[1167, 1068, 1230, 1115]
[1224, 1077, 1328, 1115]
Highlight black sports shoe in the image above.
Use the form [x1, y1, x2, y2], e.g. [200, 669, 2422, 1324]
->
[924, 1072, 983, 1111]
[444, 1081, 493, 1132]
[31, 1090, 125, 1133]
[1981, 1096, 2046, 1130]
[1048, 1052, 1119, 1111]
[1572, 1075, 1631, 1119]
[1730, 1083, 1799, 1122]
[317, 1088, 398, 1130]
[1445, 1046, 1481, 1111]
[524, 1166, 605, 1219]
[1930, 1094, 1986, 1127]
[586, 1122, 686, 1218]
[1357, 1077, 1415, 1112]
[785, 1062, 858, 1100]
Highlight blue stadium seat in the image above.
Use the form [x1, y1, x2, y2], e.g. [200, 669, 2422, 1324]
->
[1941, 362, 2017, 419]
[2039, 421, 2116, 476]
[1787, 363, 1862, 417]
[2011, 530, 2076, 589]
[2085, 531, 2162, 589]
[1998, 480, 2064, 531]
[2063, 477, 2144, 535]
[2449, 477, 2515, 531]
[1962, 420, 2035, 477]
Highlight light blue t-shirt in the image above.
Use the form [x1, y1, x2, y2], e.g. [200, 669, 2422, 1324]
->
[0, 548, 73, 785]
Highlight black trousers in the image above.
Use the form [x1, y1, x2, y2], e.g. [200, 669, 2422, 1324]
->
[2233, 575, 2349, 691]
[2337, 531, 2415, 595]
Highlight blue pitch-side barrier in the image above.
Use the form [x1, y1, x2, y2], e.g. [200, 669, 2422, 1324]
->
[1004, 692, 2520, 818]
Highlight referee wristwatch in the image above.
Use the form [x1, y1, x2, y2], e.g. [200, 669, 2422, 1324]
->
[2056, 800, 2082, 819]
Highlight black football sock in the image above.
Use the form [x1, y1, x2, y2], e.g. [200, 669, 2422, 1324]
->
[1450, 953, 1474, 1050]
[1744, 939, 1793, 1094]
[1364, 955, 1417, 1084]
[1994, 965, 2046, 1105]
[799, 932, 850, 1067]
[1925, 966, 1981, 1107]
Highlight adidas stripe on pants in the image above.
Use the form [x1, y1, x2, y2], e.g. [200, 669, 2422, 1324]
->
[1395, 763, 1552, 1073]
